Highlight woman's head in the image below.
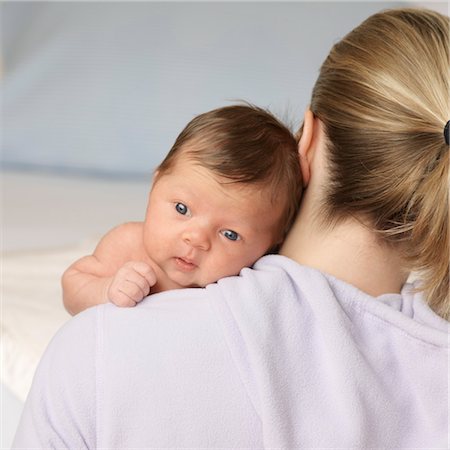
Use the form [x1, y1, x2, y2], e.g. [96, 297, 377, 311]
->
[307, 8, 449, 318]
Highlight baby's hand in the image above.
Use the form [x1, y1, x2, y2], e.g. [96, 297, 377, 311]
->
[107, 261, 157, 307]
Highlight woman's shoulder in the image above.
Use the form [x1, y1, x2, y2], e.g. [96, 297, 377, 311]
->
[210, 254, 449, 348]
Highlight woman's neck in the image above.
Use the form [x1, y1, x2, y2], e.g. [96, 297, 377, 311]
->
[280, 190, 409, 297]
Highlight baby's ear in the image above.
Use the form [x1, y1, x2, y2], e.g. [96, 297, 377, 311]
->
[266, 234, 285, 255]
[151, 169, 161, 186]
[147, 171, 160, 199]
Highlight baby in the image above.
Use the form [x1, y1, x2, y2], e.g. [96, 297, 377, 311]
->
[62, 104, 302, 315]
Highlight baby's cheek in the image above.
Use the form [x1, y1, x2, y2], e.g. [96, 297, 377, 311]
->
[220, 254, 252, 278]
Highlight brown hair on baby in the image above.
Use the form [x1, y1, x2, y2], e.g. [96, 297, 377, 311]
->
[157, 104, 303, 246]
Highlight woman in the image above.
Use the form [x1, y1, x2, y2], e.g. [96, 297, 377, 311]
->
[13, 8, 448, 448]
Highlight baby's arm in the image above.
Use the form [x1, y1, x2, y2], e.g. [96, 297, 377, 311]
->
[62, 223, 156, 315]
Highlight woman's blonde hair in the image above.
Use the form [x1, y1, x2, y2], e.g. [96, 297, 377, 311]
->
[309, 8, 449, 319]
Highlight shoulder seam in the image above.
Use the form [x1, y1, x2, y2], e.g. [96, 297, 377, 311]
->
[206, 285, 263, 423]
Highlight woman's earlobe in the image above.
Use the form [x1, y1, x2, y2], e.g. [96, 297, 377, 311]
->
[298, 109, 314, 186]
[299, 150, 310, 187]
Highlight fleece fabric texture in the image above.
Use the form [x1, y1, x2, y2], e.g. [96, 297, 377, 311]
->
[13, 255, 449, 449]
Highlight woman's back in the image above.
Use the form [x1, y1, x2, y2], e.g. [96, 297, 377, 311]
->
[13, 255, 448, 447]
[212, 256, 448, 447]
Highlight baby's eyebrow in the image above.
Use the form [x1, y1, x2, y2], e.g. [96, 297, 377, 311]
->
[171, 182, 196, 196]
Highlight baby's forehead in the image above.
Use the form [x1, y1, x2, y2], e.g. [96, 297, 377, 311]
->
[159, 147, 291, 215]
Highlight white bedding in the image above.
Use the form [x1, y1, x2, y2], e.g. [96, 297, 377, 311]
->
[1, 169, 149, 445]
[3, 240, 95, 401]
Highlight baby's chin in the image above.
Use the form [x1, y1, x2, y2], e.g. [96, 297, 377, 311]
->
[199, 270, 244, 287]
[167, 267, 244, 290]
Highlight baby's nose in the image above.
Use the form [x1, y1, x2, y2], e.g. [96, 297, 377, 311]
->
[182, 226, 211, 251]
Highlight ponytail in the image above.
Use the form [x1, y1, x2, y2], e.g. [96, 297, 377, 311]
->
[309, 8, 449, 319]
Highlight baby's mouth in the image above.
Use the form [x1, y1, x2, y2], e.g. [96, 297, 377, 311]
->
[174, 257, 197, 272]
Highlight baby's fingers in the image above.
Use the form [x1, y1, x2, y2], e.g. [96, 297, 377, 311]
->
[127, 261, 157, 287]
[121, 271, 151, 301]
[110, 290, 137, 308]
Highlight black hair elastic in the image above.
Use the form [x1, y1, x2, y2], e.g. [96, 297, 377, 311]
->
[445, 120, 450, 146]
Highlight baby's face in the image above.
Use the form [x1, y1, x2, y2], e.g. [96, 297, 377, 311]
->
[142, 157, 284, 289]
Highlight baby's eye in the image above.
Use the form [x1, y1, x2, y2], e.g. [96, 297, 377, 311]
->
[175, 202, 190, 216]
[221, 229, 240, 241]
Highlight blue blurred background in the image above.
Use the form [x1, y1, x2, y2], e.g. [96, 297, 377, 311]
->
[5, 1, 443, 179]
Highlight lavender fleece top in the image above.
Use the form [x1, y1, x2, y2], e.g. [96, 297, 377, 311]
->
[13, 255, 449, 448]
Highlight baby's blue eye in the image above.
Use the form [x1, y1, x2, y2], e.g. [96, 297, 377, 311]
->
[222, 230, 240, 241]
[175, 202, 188, 215]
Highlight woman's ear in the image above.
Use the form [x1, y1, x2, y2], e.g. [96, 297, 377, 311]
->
[298, 109, 315, 187]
